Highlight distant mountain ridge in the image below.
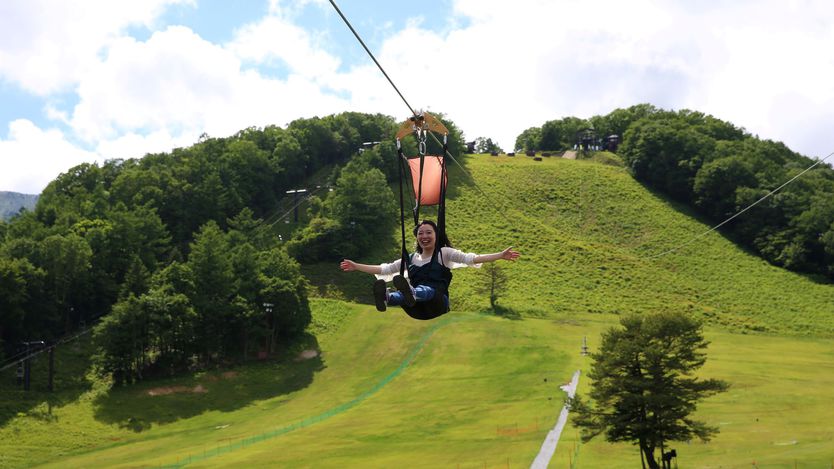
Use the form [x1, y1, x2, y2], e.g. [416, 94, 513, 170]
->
[0, 191, 38, 220]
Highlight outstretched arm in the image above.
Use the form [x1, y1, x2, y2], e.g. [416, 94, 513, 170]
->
[340, 259, 383, 275]
[473, 247, 520, 264]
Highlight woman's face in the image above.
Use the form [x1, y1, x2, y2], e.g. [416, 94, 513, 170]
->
[416, 224, 436, 252]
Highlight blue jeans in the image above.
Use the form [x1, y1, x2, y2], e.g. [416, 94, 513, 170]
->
[388, 284, 450, 310]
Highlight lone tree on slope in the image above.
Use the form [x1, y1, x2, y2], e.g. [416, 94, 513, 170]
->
[568, 311, 729, 469]
[475, 262, 508, 309]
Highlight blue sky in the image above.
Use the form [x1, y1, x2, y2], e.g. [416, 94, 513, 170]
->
[2, 0, 834, 193]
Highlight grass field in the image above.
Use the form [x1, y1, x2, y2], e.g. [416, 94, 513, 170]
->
[2, 153, 833, 468]
[574, 328, 834, 468]
[7, 302, 587, 468]
[306, 154, 834, 335]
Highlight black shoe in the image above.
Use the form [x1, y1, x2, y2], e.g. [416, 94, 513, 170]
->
[373, 279, 387, 312]
[393, 275, 416, 307]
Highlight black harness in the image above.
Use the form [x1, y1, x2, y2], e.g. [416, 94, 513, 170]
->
[401, 250, 452, 321]
[394, 113, 451, 320]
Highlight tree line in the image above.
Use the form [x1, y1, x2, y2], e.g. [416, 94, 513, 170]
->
[0, 111, 465, 383]
[521, 104, 834, 279]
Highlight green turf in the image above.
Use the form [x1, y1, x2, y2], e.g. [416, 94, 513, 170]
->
[573, 328, 834, 468]
[19, 303, 584, 468]
[306, 154, 834, 335]
[3, 153, 834, 468]
[14, 307, 832, 468]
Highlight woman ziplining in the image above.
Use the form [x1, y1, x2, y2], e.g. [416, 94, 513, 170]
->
[325, 3, 524, 319]
[340, 219, 520, 320]
[339, 112, 520, 320]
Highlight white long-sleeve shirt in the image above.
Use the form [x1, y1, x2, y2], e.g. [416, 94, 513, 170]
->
[376, 246, 480, 281]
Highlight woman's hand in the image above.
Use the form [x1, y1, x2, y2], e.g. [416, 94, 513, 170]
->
[339, 260, 382, 275]
[500, 247, 520, 261]
[340, 259, 357, 272]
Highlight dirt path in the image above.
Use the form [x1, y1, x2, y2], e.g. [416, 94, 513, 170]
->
[562, 150, 577, 160]
[530, 370, 581, 469]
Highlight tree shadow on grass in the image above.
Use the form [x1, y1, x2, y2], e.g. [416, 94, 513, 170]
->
[92, 333, 325, 432]
[480, 304, 523, 320]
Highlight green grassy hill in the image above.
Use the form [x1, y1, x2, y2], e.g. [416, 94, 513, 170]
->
[308, 153, 834, 335]
[2, 153, 833, 468]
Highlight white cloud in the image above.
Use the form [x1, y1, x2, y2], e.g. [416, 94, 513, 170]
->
[331, 0, 834, 155]
[4, 0, 834, 194]
[95, 129, 195, 162]
[69, 25, 348, 146]
[327, 0, 700, 148]
[0, 3, 359, 194]
[226, 16, 341, 81]
[70, 27, 241, 142]
[695, 3, 834, 157]
[0, 120, 98, 193]
[0, 0, 189, 95]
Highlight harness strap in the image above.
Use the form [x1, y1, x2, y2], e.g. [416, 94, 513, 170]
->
[396, 143, 410, 276]
[437, 134, 448, 247]
[414, 130, 427, 226]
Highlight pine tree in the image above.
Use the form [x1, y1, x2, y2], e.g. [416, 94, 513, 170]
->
[569, 312, 729, 469]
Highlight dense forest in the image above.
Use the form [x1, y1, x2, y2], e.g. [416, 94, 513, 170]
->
[517, 104, 834, 280]
[0, 111, 465, 383]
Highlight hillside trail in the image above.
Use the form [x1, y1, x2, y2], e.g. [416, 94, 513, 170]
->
[530, 370, 581, 469]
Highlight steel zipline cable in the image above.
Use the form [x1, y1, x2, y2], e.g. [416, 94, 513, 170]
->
[327, 0, 518, 230]
[0, 317, 102, 372]
[328, 0, 417, 118]
[265, 184, 330, 228]
[648, 150, 834, 260]
[328, 0, 834, 261]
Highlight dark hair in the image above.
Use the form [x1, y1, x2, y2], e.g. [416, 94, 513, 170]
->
[413, 219, 453, 254]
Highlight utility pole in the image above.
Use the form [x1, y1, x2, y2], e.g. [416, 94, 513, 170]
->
[358, 141, 380, 152]
[21, 340, 45, 391]
[285, 189, 307, 222]
[48, 346, 55, 392]
[24, 354, 30, 391]
[263, 302, 275, 354]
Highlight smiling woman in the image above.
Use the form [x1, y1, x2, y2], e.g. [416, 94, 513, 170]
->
[337, 111, 520, 320]
[339, 219, 520, 320]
